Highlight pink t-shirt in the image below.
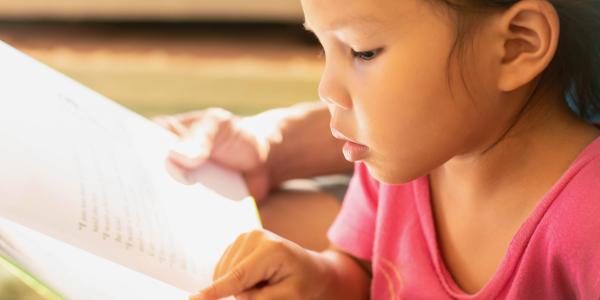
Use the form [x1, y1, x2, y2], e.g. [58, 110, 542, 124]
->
[328, 136, 600, 299]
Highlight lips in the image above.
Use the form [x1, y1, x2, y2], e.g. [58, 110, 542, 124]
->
[330, 127, 367, 147]
[330, 127, 370, 161]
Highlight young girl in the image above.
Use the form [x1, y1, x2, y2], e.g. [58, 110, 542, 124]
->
[190, 0, 600, 299]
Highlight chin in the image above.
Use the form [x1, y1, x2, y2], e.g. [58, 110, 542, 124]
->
[363, 160, 425, 185]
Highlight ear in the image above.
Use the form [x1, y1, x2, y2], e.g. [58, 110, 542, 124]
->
[495, 0, 560, 92]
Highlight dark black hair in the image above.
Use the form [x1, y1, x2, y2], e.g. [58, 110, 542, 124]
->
[436, 0, 600, 123]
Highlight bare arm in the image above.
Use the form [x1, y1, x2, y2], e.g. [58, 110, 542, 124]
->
[318, 248, 372, 299]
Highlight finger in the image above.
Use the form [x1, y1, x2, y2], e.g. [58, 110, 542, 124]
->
[166, 116, 190, 136]
[169, 113, 224, 169]
[153, 115, 191, 136]
[213, 230, 257, 281]
[153, 111, 202, 133]
[213, 243, 234, 280]
[153, 116, 180, 136]
[169, 136, 212, 169]
[164, 157, 194, 185]
[219, 232, 259, 279]
[192, 251, 280, 300]
[235, 283, 292, 300]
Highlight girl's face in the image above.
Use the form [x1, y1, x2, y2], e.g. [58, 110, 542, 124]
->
[302, 0, 506, 183]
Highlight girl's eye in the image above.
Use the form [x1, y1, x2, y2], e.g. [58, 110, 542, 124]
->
[351, 48, 382, 61]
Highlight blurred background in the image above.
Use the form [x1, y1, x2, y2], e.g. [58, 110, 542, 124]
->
[0, 0, 322, 299]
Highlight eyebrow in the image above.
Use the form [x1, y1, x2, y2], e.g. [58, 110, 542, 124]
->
[303, 15, 384, 33]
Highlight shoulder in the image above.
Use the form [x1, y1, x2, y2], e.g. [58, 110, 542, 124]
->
[554, 148, 600, 223]
[522, 150, 600, 296]
[547, 150, 600, 239]
[542, 152, 600, 282]
[550, 136, 600, 221]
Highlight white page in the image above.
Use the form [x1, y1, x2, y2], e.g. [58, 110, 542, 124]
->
[0, 40, 261, 293]
[0, 218, 190, 300]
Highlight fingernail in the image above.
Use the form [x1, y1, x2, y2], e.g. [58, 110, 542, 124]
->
[188, 292, 204, 300]
[170, 140, 209, 168]
[173, 138, 204, 158]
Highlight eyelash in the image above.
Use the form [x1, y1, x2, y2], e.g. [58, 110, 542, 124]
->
[316, 48, 383, 62]
[351, 48, 382, 61]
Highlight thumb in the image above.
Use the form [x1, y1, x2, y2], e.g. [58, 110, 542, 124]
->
[169, 134, 212, 169]
[235, 283, 290, 300]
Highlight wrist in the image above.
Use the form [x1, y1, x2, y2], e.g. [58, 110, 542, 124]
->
[307, 250, 339, 300]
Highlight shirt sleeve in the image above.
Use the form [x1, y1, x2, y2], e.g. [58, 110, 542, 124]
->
[327, 162, 379, 261]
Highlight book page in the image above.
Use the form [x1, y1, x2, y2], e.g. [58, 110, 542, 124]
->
[0, 41, 261, 293]
[0, 218, 190, 299]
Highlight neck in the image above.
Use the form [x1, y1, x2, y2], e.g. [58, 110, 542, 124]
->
[430, 91, 600, 211]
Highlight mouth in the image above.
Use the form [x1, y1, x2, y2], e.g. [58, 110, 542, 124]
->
[330, 127, 366, 146]
[331, 127, 370, 162]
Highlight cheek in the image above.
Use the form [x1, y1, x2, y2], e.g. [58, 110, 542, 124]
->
[356, 52, 461, 144]
[350, 45, 480, 182]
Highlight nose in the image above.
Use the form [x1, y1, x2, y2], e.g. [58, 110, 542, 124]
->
[318, 61, 352, 110]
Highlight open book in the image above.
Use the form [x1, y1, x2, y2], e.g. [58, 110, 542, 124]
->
[0, 41, 261, 299]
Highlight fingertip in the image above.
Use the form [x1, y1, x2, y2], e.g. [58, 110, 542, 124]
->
[197, 273, 241, 300]
[169, 154, 205, 173]
[170, 139, 209, 167]
[188, 292, 206, 300]
[164, 158, 194, 185]
[169, 150, 208, 170]
[151, 115, 165, 123]
[196, 285, 219, 300]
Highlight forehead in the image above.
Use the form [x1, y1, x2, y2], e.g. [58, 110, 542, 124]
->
[301, 0, 424, 31]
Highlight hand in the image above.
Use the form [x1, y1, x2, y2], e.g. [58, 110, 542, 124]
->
[190, 230, 332, 300]
[154, 108, 275, 202]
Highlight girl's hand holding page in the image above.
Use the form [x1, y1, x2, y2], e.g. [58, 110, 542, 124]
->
[154, 108, 273, 202]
